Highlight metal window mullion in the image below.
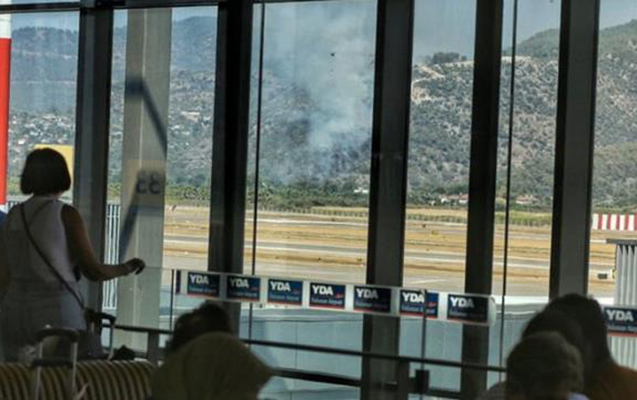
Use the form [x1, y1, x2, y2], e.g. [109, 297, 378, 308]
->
[361, 0, 414, 399]
[207, 0, 253, 334]
[73, 5, 114, 310]
[460, 0, 504, 398]
[0, 0, 352, 15]
[549, 0, 600, 298]
[0, 3, 80, 14]
[208, 0, 253, 274]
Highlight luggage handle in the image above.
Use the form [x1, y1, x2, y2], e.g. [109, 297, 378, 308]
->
[85, 310, 116, 327]
[32, 328, 79, 400]
[86, 311, 116, 358]
[95, 312, 116, 326]
[99, 313, 116, 359]
[36, 327, 80, 344]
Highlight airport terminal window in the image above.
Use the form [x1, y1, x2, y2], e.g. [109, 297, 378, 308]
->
[4, 1, 631, 398]
[402, 0, 476, 390]
[402, 0, 562, 390]
[246, 0, 376, 285]
[491, 0, 561, 373]
[245, 1, 376, 396]
[6, 13, 79, 201]
[590, 0, 637, 369]
[401, 0, 561, 390]
[105, 7, 217, 333]
[405, 0, 475, 296]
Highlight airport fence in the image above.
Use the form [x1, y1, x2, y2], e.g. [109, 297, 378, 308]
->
[256, 206, 554, 227]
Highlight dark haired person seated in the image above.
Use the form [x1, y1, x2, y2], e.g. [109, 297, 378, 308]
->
[478, 309, 588, 400]
[507, 332, 588, 400]
[546, 294, 637, 400]
[165, 301, 233, 354]
[151, 302, 272, 400]
[481, 294, 637, 400]
[0, 149, 145, 361]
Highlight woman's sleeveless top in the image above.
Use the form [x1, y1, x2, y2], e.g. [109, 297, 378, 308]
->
[4, 196, 75, 284]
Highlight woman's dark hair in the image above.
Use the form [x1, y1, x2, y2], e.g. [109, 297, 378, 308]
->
[506, 332, 584, 400]
[166, 302, 233, 354]
[523, 309, 586, 357]
[523, 309, 591, 382]
[546, 294, 611, 365]
[21, 148, 71, 195]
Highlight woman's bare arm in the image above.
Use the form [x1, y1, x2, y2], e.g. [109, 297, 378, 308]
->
[62, 205, 132, 281]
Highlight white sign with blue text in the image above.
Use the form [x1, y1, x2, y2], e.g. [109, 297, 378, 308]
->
[173, 270, 496, 326]
[604, 306, 637, 337]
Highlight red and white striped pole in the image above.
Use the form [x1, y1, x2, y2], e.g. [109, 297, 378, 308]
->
[0, 11, 10, 211]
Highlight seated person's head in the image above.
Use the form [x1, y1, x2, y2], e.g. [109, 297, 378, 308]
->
[523, 309, 589, 377]
[545, 294, 610, 367]
[506, 332, 585, 400]
[152, 332, 272, 400]
[167, 302, 232, 354]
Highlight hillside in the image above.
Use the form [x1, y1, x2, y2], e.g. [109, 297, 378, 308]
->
[6, 17, 637, 209]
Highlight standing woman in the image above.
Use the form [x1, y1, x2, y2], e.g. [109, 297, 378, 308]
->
[0, 148, 145, 361]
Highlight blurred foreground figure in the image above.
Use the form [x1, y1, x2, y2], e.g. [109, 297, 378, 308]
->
[506, 331, 588, 400]
[165, 302, 233, 354]
[152, 332, 272, 400]
[479, 309, 587, 400]
[546, 294, 637, 400]
[151, 302, 272, 400]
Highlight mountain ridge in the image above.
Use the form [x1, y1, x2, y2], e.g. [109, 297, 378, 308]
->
[6, 17, 637, 209]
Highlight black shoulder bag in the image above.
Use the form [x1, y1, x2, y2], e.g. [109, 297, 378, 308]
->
[20, 203, 106, 359]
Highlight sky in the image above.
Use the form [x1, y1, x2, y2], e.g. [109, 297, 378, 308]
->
[7, 0, 637, 58]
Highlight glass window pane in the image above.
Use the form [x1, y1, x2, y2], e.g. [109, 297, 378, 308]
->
[406, 0, 475, 292]
[244, 1, 377, 388]
[248, 1, 376, 284]
[7, 13, 79, 201]
[404, 0, 476, 391]
[591, 0, 637, 370]
[490, 0, 561, 389]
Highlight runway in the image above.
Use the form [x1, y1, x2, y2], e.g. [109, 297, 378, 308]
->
[162, 236, 615, 298]
[158, 211, 619, 299]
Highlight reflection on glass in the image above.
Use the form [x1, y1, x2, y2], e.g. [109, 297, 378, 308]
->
[106, 8, 217, 340]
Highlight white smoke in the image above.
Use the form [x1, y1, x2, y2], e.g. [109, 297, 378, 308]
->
[262, 1, 376, 179]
